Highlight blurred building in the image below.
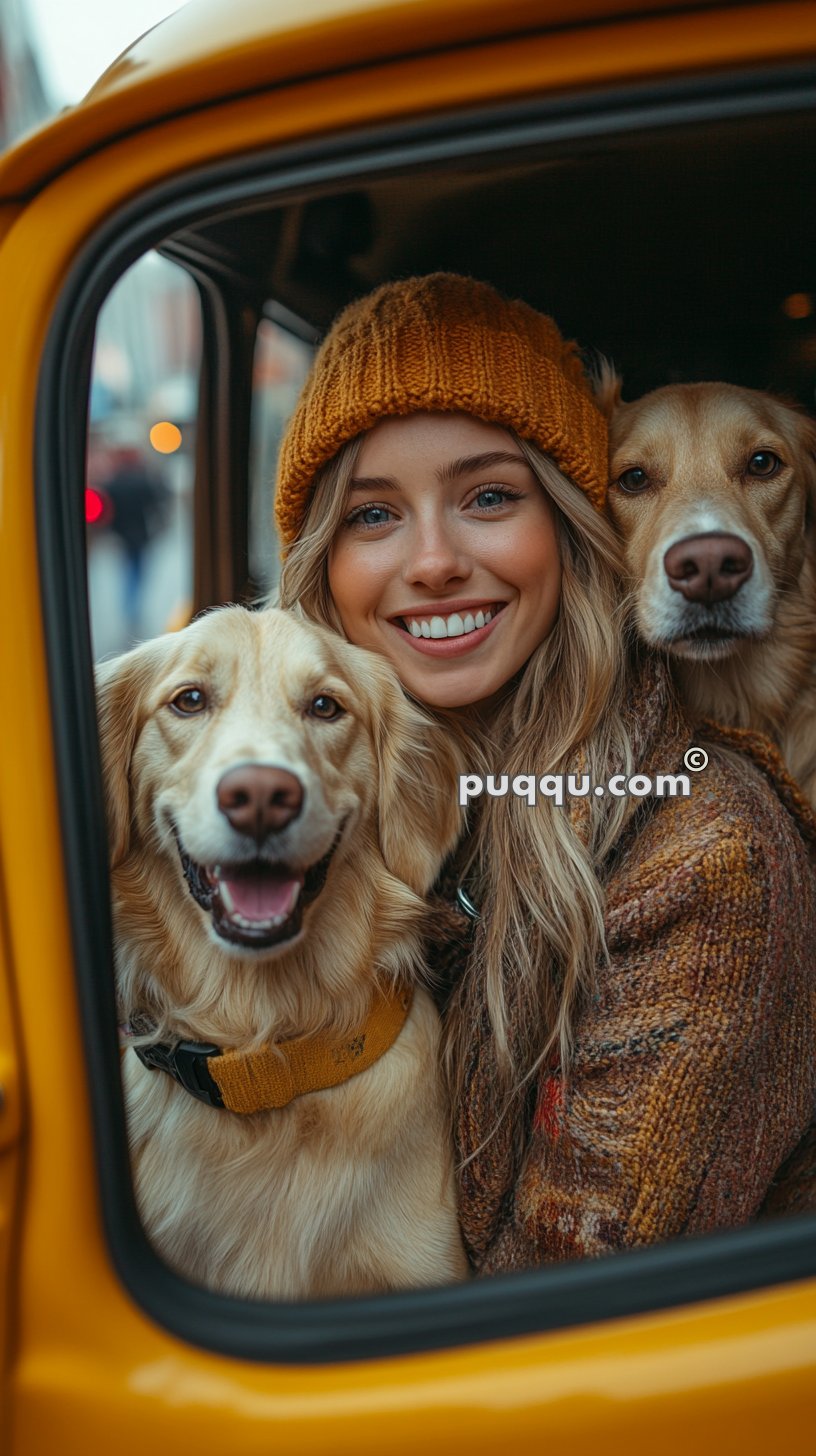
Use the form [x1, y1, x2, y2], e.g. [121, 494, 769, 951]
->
[87, 253, 202, 659]
[0, 0, 51, 147]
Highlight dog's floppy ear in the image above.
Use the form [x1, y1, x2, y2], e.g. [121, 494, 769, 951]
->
[360, 655, 465, 895]
[796, 411, 816, 532]
[591, 355, 624, 419]
[94, 638, 170, 869]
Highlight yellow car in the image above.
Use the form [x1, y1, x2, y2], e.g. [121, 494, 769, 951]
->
[1, 0, 815, 1448]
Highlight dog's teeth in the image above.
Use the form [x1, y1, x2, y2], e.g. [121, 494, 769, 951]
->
[475, 610, 485, 629]
[420, 620, 431, 638]
[463, 613, 476, 633]
[232, 912, 286, 930]
[408, 620, 422, 638]
[219, 881, 235, 912]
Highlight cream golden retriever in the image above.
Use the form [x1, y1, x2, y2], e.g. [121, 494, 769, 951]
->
[597, 368, 816, 804]
[96, 605, 468, 1300]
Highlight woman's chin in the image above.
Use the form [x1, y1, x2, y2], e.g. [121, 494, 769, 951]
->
[375, 616, 514, 710]
[396, 662, 509, 712]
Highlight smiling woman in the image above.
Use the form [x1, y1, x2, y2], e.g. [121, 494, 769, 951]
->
[277, 271, 816, 1276]
[327, 414, 562, 709]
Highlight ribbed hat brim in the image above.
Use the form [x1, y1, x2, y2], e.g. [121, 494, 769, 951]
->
[275, 274, 607, 544]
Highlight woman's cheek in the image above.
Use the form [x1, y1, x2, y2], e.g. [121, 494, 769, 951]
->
[328, 539, 388, 640]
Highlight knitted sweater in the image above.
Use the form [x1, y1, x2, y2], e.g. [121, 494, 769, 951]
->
[428, 653, 816, 1271]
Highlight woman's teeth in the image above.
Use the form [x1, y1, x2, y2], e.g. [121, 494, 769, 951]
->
[404, 606, 498, 639]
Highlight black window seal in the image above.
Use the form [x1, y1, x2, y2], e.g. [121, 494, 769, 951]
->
[189, 274, 258, 608]
[35, 61, 816, 1366]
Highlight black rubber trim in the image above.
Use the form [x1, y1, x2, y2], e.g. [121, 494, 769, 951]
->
[35, 64, 816, 1365]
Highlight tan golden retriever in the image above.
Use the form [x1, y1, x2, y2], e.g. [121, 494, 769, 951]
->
[96, 605, 468, 1300]
[596, 368, 816, 804]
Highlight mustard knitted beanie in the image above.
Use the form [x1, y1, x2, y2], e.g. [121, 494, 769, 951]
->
[274, 272, 607, 544]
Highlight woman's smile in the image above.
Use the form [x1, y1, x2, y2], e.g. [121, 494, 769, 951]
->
[273, 273, 811, 1281]
[389, 598, 508, 654]
[327, 413, 561, 709]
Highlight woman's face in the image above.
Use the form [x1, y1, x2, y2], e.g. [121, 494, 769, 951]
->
[327, 413, 562, 709]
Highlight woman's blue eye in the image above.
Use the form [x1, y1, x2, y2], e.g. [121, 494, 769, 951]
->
[473, 486, 522, 509]
[345, 503, 393, 528]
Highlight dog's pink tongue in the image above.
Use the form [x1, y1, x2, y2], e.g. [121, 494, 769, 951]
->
[222, 871, 302, 922]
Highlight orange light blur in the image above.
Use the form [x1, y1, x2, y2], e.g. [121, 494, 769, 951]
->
[782, 293, 814, 320]
[149, 420, 182, 453]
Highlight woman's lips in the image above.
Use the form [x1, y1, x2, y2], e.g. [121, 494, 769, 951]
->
[388, 603, 507, 657]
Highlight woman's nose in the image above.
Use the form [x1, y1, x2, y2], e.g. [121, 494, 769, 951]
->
[402, 520, 471, 589]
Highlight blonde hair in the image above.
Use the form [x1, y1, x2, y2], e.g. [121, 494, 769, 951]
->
[278, 431, 638, 1160]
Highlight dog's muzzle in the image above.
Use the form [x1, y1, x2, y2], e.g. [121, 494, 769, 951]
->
[657, 531, 766, 657]
[174, 825, 345, 950]
[664, 532, 754, 606]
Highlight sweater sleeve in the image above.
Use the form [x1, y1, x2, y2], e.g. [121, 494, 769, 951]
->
[481, 756, 816, 1271]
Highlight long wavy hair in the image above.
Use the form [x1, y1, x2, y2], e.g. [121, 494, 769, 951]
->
[278, 429, 639, 1161]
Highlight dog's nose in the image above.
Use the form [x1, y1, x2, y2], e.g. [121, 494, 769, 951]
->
[216, 765, 304, 840]
[663, 533, 754, 603]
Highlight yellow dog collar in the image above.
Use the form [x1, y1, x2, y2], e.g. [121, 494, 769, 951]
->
[131, 985, 414, 1114]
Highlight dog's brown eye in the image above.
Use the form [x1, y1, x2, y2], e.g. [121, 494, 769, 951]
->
[169, 687, 208, 716]
[616, 467, 650, 493]
[746, 450, 782, 478]
[308, 695, 344, 721]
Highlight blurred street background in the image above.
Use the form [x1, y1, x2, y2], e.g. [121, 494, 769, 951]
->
[0, 0, 194, 658]
[0, 1, 311, 660]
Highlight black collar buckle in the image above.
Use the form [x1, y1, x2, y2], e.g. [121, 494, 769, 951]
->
[134, 1038, 225, 1108]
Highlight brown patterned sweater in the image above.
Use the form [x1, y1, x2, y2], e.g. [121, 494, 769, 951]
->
[430, 654, 816, 1272]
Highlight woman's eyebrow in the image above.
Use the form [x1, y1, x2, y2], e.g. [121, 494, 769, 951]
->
[347, 452, 527, 495]
[347, 475, 400, 495]
[437, 451, 527, 482]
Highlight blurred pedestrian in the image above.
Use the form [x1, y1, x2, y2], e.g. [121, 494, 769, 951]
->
[101, 447, 171, 632]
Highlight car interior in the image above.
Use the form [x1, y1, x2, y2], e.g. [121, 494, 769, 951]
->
[65, 73, 816, 1359]
[146, 104, 816, 606]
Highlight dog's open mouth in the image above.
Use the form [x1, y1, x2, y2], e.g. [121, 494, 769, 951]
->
[680, 627, 740, 644]
[671, 624, 759, 656]
[174, 832, 342, 950]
